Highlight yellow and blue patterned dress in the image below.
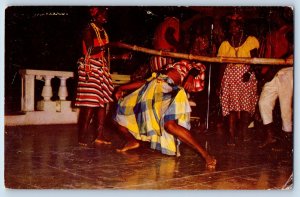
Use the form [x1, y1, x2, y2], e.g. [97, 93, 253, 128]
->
[114, 74, 191, 156]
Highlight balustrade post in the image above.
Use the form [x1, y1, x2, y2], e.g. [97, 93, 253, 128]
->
[41, 76, 54, 101]
[58, 77, 68, 101]
[20, 73, 35, 112]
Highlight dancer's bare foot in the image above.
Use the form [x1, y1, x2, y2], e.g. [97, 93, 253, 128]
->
[95, 138, 112, 145]
[116, 141, 140, 152]
[205, 156, 217, 170]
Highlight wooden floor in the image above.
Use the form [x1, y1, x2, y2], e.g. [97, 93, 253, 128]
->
[4, 122, 294, 191]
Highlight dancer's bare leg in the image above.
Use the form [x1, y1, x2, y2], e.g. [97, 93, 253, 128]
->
[164, 120, 217, 169]
[95, 106, 111, 145]
[78, 107, 94, 146]
[116, 124, 140, 152]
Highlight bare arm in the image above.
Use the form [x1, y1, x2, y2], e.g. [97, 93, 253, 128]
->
[183, 67, 199, 92]
[115, 80, 146, 100]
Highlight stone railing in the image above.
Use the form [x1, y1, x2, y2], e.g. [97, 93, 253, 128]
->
[19, 69, 75, 112]
[5, 69, 130, 126]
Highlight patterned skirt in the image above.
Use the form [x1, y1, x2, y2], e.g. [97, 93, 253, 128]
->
[75, 58, 114, 108]
[114, 74, 191, 156]
[220, 64, 258, 116]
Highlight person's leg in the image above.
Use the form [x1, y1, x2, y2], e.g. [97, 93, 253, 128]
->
[164, 120, 216, 169]
[240, 111, 251, 143]
[278, 68, 293, 134]
[78, 107, 95, 146]
[227, 111, 237, 146]
[258, 122, 276, 148]
[258, 78, 278, 148]
[115, 123, 140, 152]
[94, 106, 111, 144]
[280, 131, 293, 158]
[276, 68, 293, 153]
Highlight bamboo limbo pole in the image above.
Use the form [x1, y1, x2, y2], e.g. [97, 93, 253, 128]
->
[111, 42, 293, 66]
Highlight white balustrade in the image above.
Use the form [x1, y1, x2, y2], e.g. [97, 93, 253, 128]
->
[58, 77, 68, 101]
[41, 75, 54, 101]
[19, 69, 74, 112]
[19, 72, 35, 112]
[6, 69, 131, 126]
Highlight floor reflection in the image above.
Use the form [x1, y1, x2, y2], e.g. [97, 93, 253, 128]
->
[4, 124, 293, 189]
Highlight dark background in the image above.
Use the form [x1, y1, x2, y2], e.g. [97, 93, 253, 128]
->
[5, 6, 195, 113]
[5, 6, 293, 116]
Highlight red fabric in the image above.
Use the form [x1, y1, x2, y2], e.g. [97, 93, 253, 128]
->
[265, 25, 291, 58]
[262, 25, 292, 74]
[150, 56, 174, 72]
[165, 60, 206, 92]
[153, 17, 180, 51]
[82, 24, 109, 59]
[82, 38, 108, 59]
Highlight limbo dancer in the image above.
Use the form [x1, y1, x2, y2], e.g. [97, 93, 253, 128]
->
[113, 60, 217, 170]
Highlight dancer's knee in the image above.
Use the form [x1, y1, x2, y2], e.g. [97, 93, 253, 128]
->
[164, 120, 178, 133]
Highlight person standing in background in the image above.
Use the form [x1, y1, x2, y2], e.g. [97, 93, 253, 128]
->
[150, 16, 180, 72]
[217, 13, 260, 146]
[258, 9, 294, 151]
[75, 7, 130, 147]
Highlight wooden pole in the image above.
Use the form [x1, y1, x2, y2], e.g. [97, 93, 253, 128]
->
[111, 42, 293, 66]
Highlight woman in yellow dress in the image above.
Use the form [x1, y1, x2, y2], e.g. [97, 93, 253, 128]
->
[217, 13, 260, 146]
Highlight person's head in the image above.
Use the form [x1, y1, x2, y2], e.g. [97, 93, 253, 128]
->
[227, 13, 244, 36]
[89, 7, 108, 24]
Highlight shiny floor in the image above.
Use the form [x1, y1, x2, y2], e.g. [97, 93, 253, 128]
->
[4, 122, 293, 189]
